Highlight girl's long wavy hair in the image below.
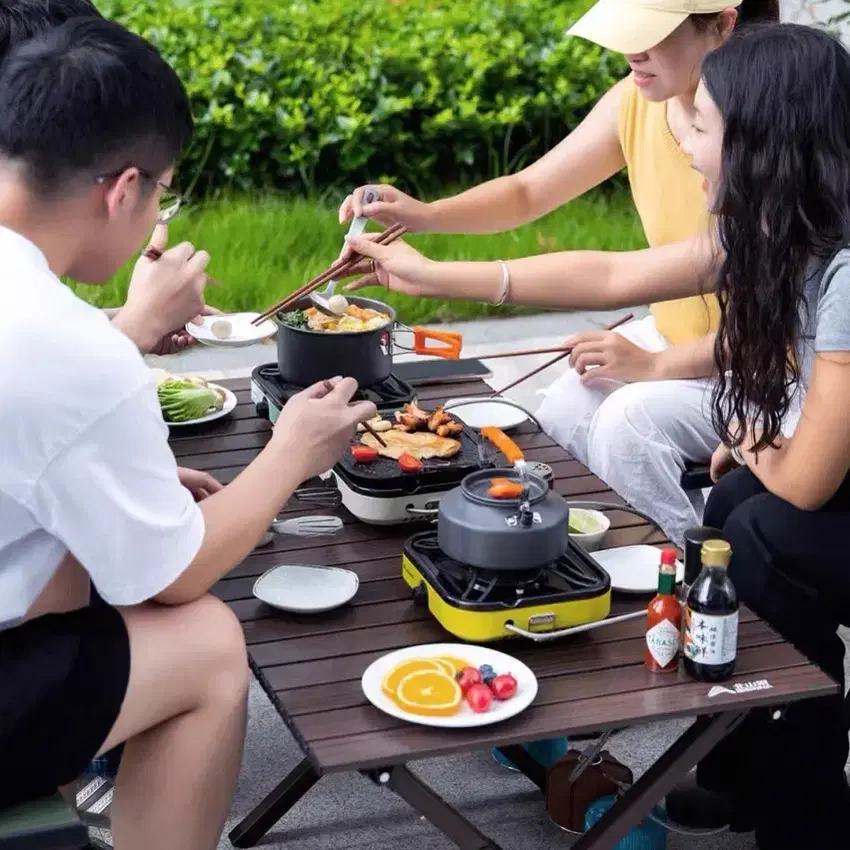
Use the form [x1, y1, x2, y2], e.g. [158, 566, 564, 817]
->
[702, 23, 850, 452]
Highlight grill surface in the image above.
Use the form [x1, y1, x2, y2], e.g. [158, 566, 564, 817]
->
[338, 428, 483, 492]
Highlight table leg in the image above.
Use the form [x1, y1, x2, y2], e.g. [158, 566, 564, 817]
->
[229, 758, 321, 848]
[492, 745, 547, 791]
[364, 765, 504, 850]
[572, 711, 748, 850]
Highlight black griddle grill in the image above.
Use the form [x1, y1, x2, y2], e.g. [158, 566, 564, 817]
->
[337, 428, 484, 494]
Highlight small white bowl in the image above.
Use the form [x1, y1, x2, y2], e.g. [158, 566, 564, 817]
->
[567, 509, 610, 552]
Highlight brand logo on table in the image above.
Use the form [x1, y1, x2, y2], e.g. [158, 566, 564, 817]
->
[707, 679, 773, 698]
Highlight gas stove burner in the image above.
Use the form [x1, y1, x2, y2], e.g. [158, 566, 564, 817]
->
[407, 530, 609, 609]
[252, 363, 416, 415]
[402, 530, 612, 642]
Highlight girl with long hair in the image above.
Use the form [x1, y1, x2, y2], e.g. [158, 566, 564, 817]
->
[346, 23, 850, 848]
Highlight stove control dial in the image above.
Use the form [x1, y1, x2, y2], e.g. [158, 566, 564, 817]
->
[411, 584, 429, 607]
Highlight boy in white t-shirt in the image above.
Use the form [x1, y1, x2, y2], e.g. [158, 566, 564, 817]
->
[0, 18, 377, 850]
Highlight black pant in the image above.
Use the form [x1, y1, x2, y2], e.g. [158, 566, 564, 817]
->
[698, 467, 850, 849]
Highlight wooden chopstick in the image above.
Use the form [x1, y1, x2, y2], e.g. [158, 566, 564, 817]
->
[142, 246, 222, 287]
[488, 313, 634, 397]
[252, 224, 408, 326]
[474, 344, 575, 361]
[322, 379, 387, 447]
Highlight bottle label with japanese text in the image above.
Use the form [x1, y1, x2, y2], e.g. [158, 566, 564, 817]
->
[646, 618, 681, 668]
[683, 609, 738, 665]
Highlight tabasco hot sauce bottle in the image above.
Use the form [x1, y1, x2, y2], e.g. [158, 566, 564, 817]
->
[683, 540, 739, 683]
[645, 548, 683, 673]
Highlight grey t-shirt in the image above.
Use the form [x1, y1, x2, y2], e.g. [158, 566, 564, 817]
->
[796, 247, 850, 391]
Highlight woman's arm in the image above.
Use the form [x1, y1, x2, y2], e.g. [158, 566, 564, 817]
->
[653, 332, 718, 380]
[738, 352, 850, 510]
[347, 231, 717, 312]
[340, 78, 630, 234]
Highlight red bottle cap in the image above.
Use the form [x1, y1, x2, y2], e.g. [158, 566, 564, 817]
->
[660, 548, 677, 565]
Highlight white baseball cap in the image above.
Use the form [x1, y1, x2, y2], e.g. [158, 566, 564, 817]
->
[568, 0, 743, 55]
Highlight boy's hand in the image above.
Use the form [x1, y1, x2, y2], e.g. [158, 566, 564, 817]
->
[113, 225, 211, 353]
[177, 467, 223, 502]
[272, 377, 377, 481]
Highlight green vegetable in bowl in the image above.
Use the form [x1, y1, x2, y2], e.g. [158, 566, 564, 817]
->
[279, 310, 308, 328]
[158, 379, 223, 423]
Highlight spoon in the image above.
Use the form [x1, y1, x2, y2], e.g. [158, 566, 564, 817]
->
[310, 186, 381, 317]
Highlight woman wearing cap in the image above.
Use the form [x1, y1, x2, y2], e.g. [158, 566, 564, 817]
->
[348, 22, 850, 847]
[340, 0, 779, 550]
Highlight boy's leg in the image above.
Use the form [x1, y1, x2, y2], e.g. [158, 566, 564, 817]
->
[101, 597, 249, 850]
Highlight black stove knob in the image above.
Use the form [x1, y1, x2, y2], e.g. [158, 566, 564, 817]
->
[256, 399, 269, 419]
[411, 584, 428, 607]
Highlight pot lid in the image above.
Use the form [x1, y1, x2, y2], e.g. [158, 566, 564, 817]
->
[460, 467, 549, 507]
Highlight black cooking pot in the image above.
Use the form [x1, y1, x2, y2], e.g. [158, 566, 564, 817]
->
[274, 295, 461, 387]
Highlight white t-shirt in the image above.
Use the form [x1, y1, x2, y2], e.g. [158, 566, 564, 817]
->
[0, 226, 204, 629]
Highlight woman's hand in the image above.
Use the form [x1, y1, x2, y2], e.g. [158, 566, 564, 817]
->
[341, 235, 443, 297]
[710, 442, 740, 483]
[566, 331, 659, 384]
[338, 184, 432, 232]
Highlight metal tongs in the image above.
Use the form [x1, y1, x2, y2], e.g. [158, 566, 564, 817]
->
[310, 186, 381, 316]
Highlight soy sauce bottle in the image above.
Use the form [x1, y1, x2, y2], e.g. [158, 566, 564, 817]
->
[683, 539, 738, 682]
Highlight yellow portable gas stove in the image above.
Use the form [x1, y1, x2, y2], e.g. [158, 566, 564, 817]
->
[402, 530, 612, 643]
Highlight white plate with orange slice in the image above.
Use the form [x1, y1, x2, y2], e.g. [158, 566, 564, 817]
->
[361, 643, 538, 728]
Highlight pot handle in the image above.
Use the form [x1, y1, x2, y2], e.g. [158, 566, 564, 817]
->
[481, 426, 525, 465]
[412, 328, 463, 360]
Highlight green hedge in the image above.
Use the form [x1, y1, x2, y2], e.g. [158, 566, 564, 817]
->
[99, 0, 627, 196]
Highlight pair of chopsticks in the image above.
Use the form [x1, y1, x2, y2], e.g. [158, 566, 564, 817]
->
[142, 245, 222, 287]
[322, 379, 388, 447]
[488, 313, 634, 397]
[252, 224, 409, 326]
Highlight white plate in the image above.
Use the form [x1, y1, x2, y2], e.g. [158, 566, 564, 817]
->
[362, 643, 538, 728]
[253, 565, 359, 614]
[593, 545, 684, 594]
[165, 384, 237, 428]
[185, 312, 277, 347]
[443, 398, 529, 431]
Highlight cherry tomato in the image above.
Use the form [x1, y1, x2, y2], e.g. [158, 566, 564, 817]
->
[455, 667, 483, 694]
[490, 673, 518, 701]
[398, 453, 424, 473]
[351, 446, 378, 463]
[465, 683, 494, 713]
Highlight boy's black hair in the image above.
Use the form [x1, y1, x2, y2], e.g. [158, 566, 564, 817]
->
[0, 16, 193, 197]
[0, 0, 103, 61]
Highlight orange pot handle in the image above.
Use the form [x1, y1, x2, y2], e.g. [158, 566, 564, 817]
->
[412, 328, 463, 360]
[481, 426, 525, 465]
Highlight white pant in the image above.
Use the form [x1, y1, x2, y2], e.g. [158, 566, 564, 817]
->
[534, 315, 719, 547]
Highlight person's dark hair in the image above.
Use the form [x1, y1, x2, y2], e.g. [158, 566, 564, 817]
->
[0, 16, 193, 197]
[0, 0, 102, 61]
[691, 0, 780, 34]
[703, 23, 850, 452]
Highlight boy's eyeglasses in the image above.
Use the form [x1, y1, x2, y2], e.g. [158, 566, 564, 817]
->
[94, 166, 186, 223]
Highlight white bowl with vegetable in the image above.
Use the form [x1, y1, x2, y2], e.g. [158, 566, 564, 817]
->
[567, 508, 610, 552]
[152, 371, 237, 427]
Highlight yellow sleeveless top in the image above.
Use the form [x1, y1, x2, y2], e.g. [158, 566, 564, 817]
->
[618, 76, 720, 345]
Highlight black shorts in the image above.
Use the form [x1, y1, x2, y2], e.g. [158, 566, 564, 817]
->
[0, 604, 130, 808]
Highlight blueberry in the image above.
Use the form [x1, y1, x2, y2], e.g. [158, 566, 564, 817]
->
[479, 664, 494, 675]
[483, 673, 497, 686]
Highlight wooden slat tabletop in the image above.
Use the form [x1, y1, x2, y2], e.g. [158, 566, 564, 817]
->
[170, 376, 837, 775]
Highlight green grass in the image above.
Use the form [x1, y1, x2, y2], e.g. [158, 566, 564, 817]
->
[71, 188, 646, 325]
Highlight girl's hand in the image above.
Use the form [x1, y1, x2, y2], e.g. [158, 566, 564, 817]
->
[342, 234, 443, 297]
[710, 442, 740, 483]
[338, 184, 432, 232]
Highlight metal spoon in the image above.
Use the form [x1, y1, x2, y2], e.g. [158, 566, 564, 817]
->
[310, 186, 381, 316]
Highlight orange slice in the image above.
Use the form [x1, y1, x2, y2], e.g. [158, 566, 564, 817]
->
[381, 658, 445, 700]
[435, 656, 471, 677]
[395, 670, 463, 717]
